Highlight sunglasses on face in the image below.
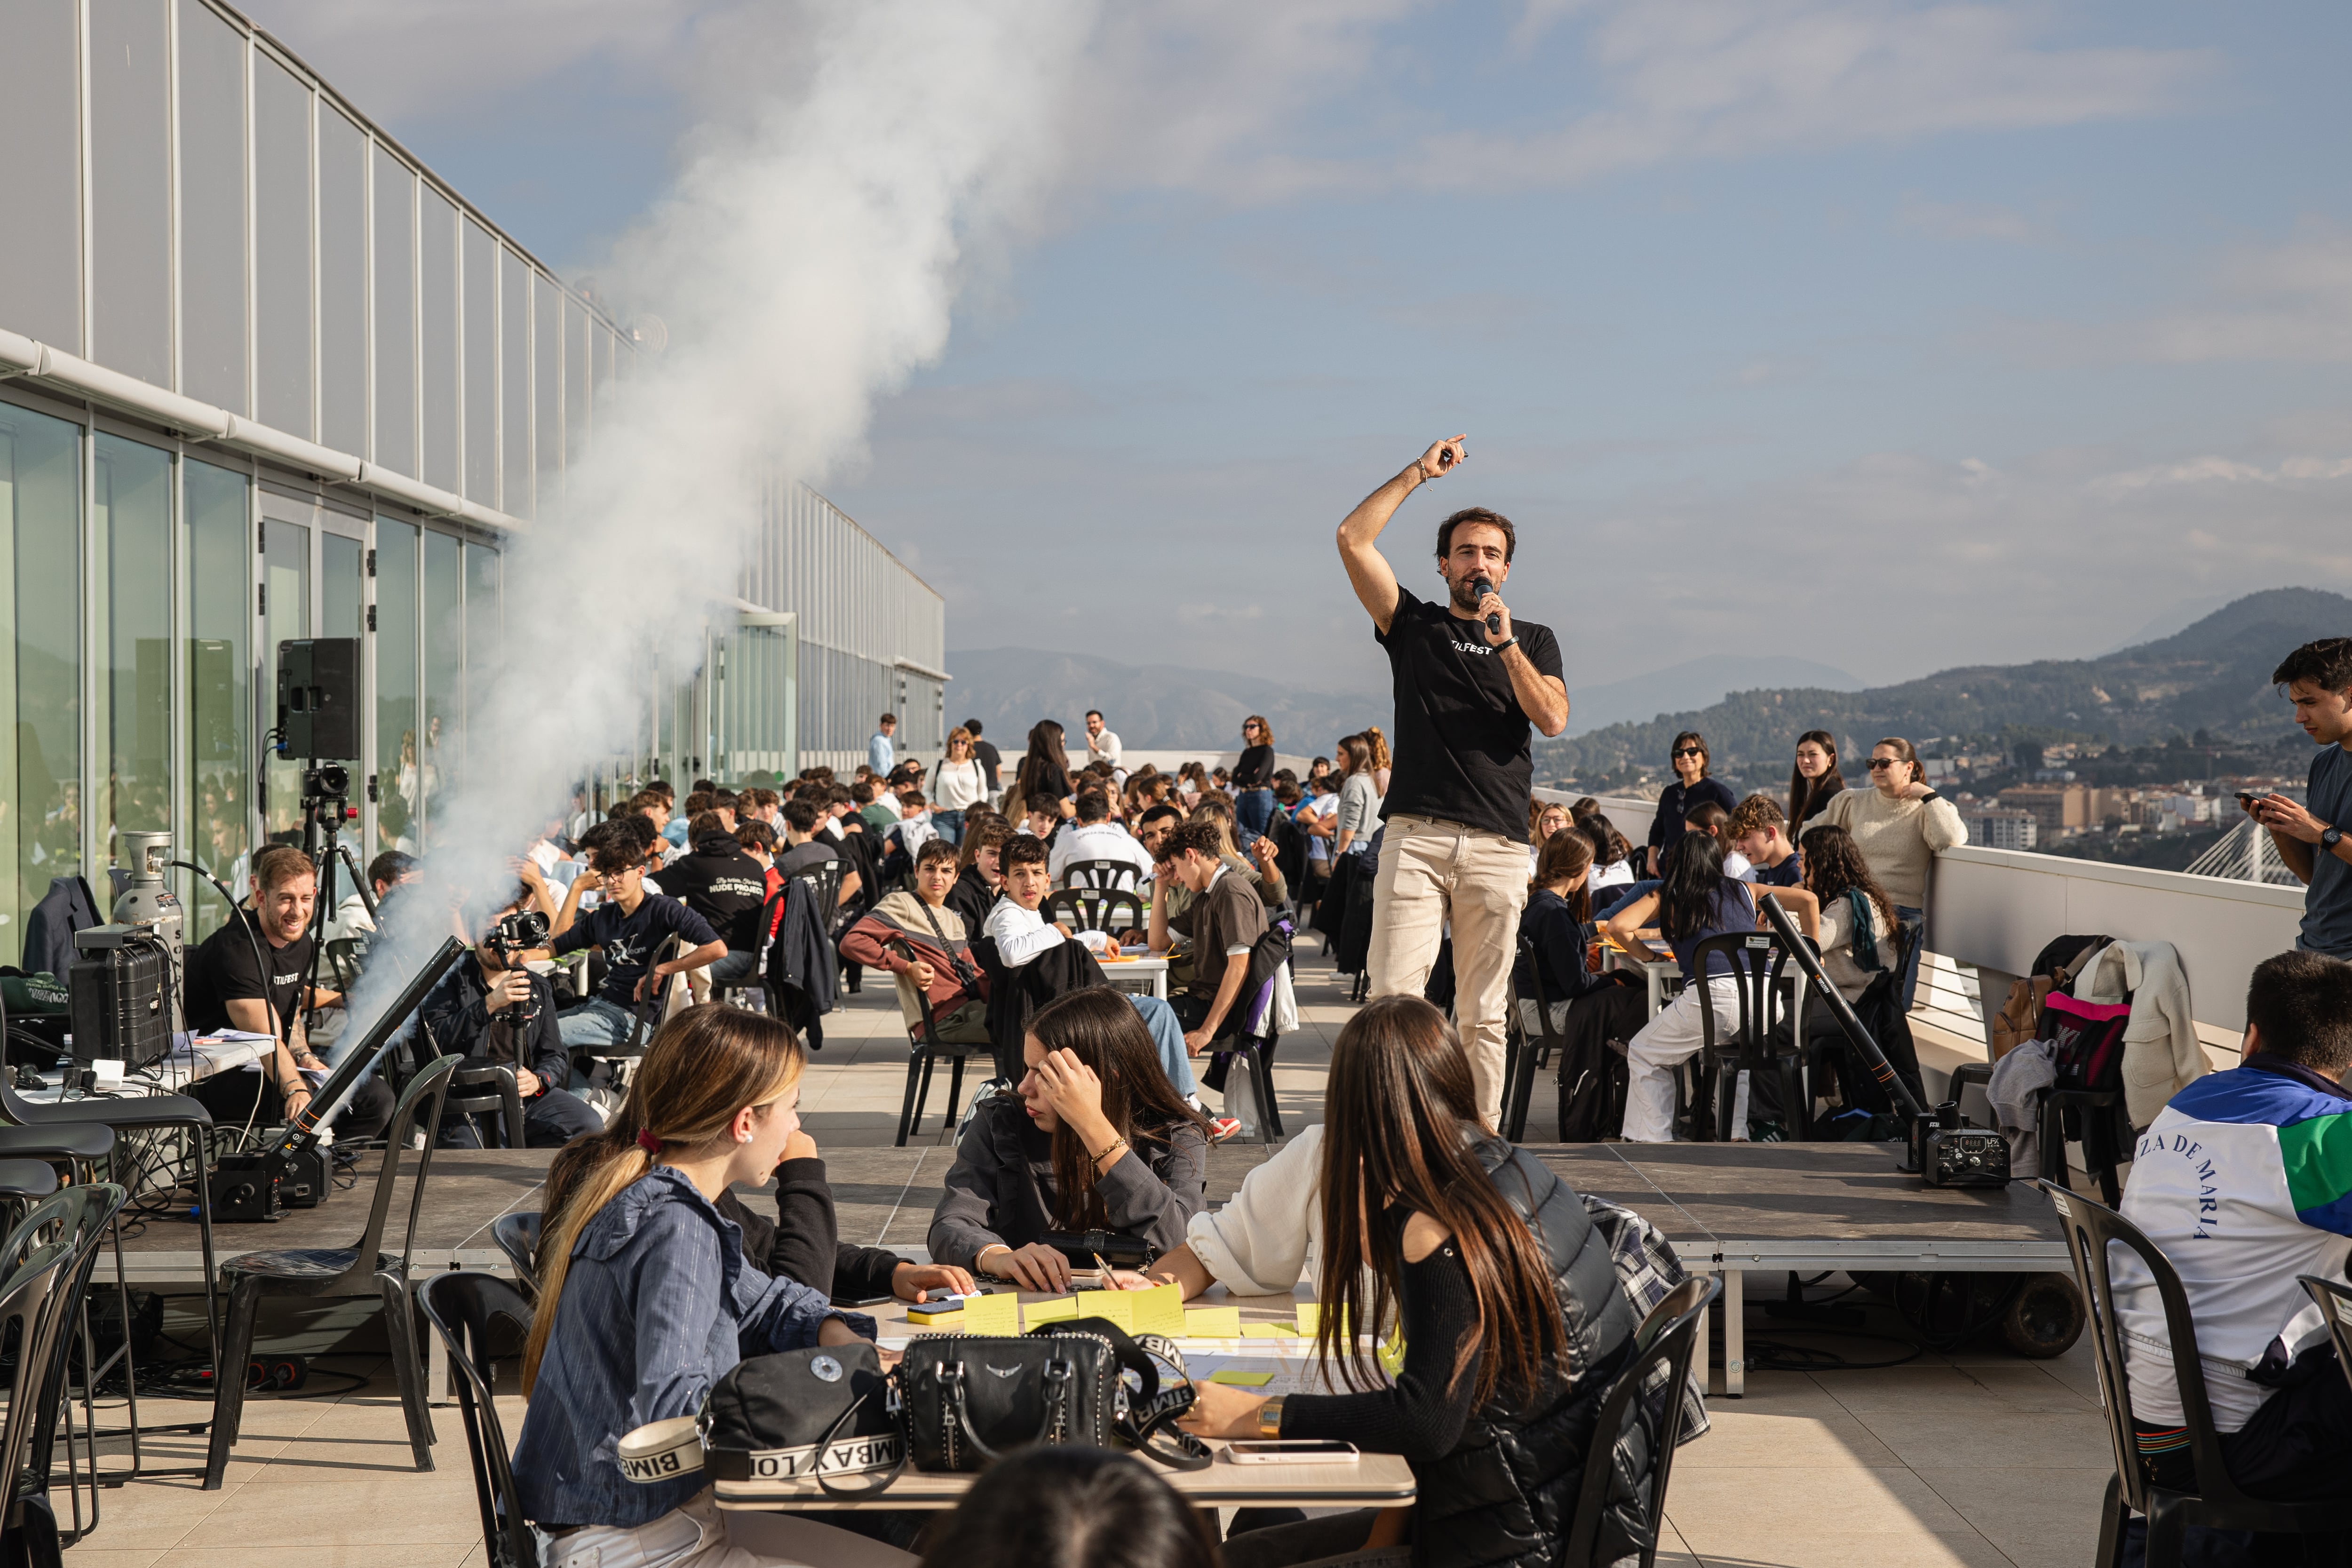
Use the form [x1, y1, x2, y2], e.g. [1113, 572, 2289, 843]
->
[1673, 747, 1704, 759]
[1867, 758, 1902, 771]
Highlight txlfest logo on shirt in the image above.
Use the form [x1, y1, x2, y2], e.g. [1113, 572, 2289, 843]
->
[1449, 639, 1494, 657]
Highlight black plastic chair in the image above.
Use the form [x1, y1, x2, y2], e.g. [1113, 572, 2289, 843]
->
[415, 1016, 526, 1149]
[2042, 1181, 2344, 1566]
[1060, 858, 1141, 892]
[490, 1212, 540, 1299]
[888, 937, 992, 1147]
[0, 1183, 128, 1563]
[1042, 887, 1142, 939]
[1501, 932, 1569, 1143]
[1203, 922, 1292, 1145]
[1562, 1272, 1718, 1568]
[415, 1271, 538, 1568]
[202, 1054, 459, 1489]
[1685, 931, 1810, 1142]
[0, 1052, 223, 1483]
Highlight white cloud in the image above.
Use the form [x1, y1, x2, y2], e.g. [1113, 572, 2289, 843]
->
[2003, 232, 2352, 367]
[2089, 454, 2352, 496]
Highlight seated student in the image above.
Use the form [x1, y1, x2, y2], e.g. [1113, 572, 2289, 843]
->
[1605, 831, 1760, 1143]
[1149, 821, 1268, 1055]
[1725, 794, 1804, 887]
[1516, 828, 1647, 1039]
[1179, 997, 1635, 1568]
[982, 834, 1201, 1103]
[948, 817, 1011, 932]
[1017, 791, 1065, 847]
[774, 798, 861, 910]
[918, 1448, 1220, 1568]
[928, 988, 1211, 1290]
[1761, 823, 1895, 1004]
[839, 839, 992, 1045]
[887, 789, 937, 860]
[1046, 788, 1154, 884]
[324, 848, 417, 942]
[1184, 794, 1289, 908]
[657, 809, 772, 995]
[1685, 798, 1750, 881]
[1580, 811, 1639, 904]
[418, 888, 604, 1149]
[2114, 951, 2352, 1517]
[185, 844, 394, 1141]
[549, 816, 727, 1050]
[516, 1008, 892, 1568]
[1526, 797, 1572, 880]
[854, 778, 899, 834]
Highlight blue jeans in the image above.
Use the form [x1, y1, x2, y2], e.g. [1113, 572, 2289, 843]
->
[1236, 789, 1276, 840]
[557, 996, 642, 1050]
[1896, 906, 1925, 1011]
[932, 809, 964, 845]
[1128, 994, 1198, 1098]
[708, 948, 758, 985]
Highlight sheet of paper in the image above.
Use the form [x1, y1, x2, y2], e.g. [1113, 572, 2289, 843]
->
[1128, 1283, 1186, 1339]
[1209, 1369, 1275, 1386]
[1183, 1306, 1243, 1338]
[960, 1290, 1020, 1336]
[1084, 1291, 1136, 1333]
[1023, 1296, 1078, 1328]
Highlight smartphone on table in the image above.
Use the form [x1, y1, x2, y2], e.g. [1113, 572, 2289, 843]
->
[1226, 1440, 1360, 1465]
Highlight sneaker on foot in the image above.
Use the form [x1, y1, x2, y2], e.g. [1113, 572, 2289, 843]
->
[1207, 1116, 1245, 1143]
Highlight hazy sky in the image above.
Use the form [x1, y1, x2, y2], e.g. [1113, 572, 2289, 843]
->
[245, 1, 2352, 696]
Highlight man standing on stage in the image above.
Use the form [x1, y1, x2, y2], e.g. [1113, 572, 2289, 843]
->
[1336, 434, 1570, 1123]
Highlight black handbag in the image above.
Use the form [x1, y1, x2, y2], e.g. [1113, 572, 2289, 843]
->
[899, 1318, 1210, 1475]
[699, 1343, 904, 1493]
[1039, 1229, 1159, 1269]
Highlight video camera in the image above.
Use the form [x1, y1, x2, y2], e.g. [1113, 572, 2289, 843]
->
[1908, 1100, 2012, 1189]
[485, 909, 550, 961]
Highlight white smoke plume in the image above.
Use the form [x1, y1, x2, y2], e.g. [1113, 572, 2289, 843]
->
[340, 0, 1097, 1049]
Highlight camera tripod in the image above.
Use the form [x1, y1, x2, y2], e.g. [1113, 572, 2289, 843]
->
[296, 763, 374, 1039]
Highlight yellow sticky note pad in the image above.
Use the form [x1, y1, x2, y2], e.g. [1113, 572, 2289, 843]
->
[1240, 1323, 1299, 1339]
[1085, 1291, 1136, 1332]
[1209, 1369, 1276, 1387]
[1023, 1296, 1078, 1329]
[1128, 1284, 1186, 1339]
[1183, 1307, 1243, 1339]
[960, 1291, 1019, 1336]
[903, 1307, 964, 1328]
[1295, 1304, 1350, 1337]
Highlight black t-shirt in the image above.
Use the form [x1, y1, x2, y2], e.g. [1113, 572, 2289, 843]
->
[973, 740, 1002, 789]
[1232, 745, 1276, 790]
[550, 893, 717, 1007]
[185, 908, 315, 1041]
[1754, 855, 1805, 889]
[1375, 586, 1564, 842]
[658, 835, 772, 951]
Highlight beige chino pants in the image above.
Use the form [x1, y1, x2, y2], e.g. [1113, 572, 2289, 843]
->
[1365, 814, 1531, 1125]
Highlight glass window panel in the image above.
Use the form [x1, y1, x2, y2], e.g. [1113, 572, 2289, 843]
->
[177, 0, 247, 411]
[254, 58, 314, 438]
[462, 543, 498, 771]
[323, 532, 363, 642]
[419, 190, 459, 493]
[93, 435, 173, 876]
[183, 458, 250, 934]
[261, 517, 310, 844]
[501, 255, 529, 516]
[462, 222, 496, 502]
[372, 146, 415, 476]
[373, 519, 418, 853]
[0, 405, 82, 967]
[90, 0, 173, 386]
[0, 2, 83, 350]
[420, 531, 461, 842]
[319, 109, 368, 456]
[534, 278, 561, 502]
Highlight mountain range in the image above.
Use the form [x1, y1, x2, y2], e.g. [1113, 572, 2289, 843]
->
[1534, 587, 2352, 779]
[941, 647, 1390, 754]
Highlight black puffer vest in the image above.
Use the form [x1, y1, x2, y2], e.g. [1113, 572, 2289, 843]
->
[1410, 1139, 1638, 1568]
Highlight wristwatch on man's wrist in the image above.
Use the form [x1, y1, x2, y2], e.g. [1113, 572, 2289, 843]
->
[2324, 826, 2344, 852]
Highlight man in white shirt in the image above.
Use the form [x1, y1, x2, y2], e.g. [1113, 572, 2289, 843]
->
[887, 790, 939, 860]
[1084, 709, 1122, 770]
[1047, 789, 1154, 885]
[983, 835, 1119, 965]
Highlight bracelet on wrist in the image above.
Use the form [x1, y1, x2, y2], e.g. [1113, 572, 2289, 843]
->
[1089, 1135, 1128, 1165]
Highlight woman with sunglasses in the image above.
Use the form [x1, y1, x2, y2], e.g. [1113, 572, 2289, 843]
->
[1819, 736, 1966, 1011]
[1233, 716, 1279, 840]
[1644, 730, 1737, 876]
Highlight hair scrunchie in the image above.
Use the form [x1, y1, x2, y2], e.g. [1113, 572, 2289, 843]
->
[636, 1129, 662, 1156]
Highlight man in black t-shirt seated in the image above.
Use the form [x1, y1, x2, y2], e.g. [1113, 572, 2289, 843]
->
[549, 817, 725, 1050]
[1335, 433, 1572, 1125]
[417, 888, 604, 1148]
[184, 844, 394, 1141]
[656, 809, 773, 995]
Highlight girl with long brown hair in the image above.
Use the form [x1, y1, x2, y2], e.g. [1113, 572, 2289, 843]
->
[1180, 996, 1635, 1568]
[514, 1006, 878, 1560]
[1014, 719, 1072, 805]
[1771, 822, 1899, 1003]
[1787, 728, 1845, 829]
[928, 987, 1211, 1292]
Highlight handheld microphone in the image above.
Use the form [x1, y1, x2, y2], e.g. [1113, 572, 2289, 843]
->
[1471, 575, 1502, 636]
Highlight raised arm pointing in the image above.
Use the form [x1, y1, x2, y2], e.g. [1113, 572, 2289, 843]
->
[1337, 435, 1466, 635]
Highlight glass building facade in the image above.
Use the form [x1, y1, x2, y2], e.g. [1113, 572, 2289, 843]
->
[0, 0, 943, 965]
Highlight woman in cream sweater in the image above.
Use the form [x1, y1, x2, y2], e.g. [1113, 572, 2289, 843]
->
[1821, 736, 1967, 1010]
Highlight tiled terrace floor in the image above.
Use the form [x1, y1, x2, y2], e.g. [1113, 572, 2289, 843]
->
[63, 946, 2111, 1567]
